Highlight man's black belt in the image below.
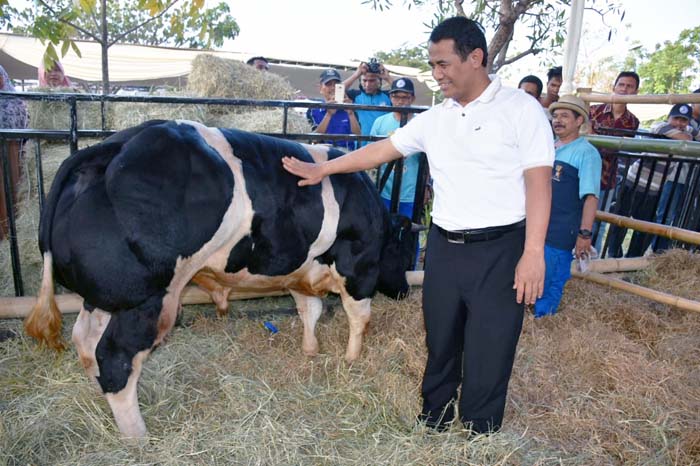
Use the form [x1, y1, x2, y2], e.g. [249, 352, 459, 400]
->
[434, 219, 526, 244]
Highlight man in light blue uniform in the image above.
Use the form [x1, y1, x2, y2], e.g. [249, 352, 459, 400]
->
[370, 77, 422, 219]
[535, 95, 601, 318]
[343, 60, 393, 140]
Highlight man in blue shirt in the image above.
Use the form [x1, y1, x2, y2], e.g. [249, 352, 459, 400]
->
[370, 77, 422, 219]
[343, 61, 393, 140]
[307, 69, 360, 150]
[535, 94, 601, 318]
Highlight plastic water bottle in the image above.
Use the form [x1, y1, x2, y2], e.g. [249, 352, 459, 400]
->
[574, 246, 598, 273]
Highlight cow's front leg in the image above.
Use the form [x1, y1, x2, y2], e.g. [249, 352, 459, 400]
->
[339, 294, 371, 363]
[104, 350, 150, 439]
[73, 306, 148, 438]
[74, 296, 162, 439]
[290, 290, 324, 356]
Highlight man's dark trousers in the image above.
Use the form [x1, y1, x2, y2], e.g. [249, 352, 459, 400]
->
[420, 224, 525, 433]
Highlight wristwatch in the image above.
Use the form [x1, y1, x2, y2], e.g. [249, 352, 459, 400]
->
[578, 229, 592, 239]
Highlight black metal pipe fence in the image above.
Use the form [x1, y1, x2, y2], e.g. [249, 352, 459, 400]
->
[0, 91, 430, 296]
[594, 151, 700, 258]
[3, 91, 700, 297]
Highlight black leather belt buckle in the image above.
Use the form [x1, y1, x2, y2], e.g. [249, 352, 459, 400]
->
[446, 231, 466, 244]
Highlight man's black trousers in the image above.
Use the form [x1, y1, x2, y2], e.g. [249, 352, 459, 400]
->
[420, 224, 525, 434]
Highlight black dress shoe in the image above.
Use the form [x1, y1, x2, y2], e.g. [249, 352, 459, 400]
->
[416, 411, 454, 432]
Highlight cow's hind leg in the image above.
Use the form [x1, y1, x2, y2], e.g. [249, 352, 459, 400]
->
[73, 295, 162, 439]
[339, 293, 371, 363]
[290, 290, 324, 356]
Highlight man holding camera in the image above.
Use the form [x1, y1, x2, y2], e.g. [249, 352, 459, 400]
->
[343, 59, 393, 139]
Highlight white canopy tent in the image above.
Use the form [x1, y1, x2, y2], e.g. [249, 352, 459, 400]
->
[0, 33, 438, 105]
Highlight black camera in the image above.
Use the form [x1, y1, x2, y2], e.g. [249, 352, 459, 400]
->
[366, 58, 382, 74]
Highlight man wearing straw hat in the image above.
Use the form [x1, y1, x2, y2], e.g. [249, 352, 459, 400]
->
[534, 95, 601, 318]
[283, 16, 554, 435]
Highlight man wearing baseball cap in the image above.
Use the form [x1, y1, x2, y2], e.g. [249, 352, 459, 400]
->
[370, 78, 421, 218]
[534, 95, 601, 318]
[307, 68, 360, 150]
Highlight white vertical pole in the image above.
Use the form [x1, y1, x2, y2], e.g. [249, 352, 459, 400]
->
[561, 0, 585, 96]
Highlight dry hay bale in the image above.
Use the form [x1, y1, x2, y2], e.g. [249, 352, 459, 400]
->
[106, 96, 208, 131]
[187, 54, 297, 105]
[206, 108, 311, 134]
[0, 140, 100, 297]
[640, 249, 700, 301]
[26, 87, 103, 130]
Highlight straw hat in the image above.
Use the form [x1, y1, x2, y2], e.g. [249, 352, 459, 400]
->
[549, 94, 589, 122]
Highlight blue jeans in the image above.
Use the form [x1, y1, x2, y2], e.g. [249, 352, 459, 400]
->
[534, 245, 572, 318]
[653, 182, 685, 251]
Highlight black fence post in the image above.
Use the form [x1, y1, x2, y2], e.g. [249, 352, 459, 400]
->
[1, 139, 24, 296]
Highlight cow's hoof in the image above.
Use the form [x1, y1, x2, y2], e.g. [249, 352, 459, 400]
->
[344, 352, 360, 364]
[302, 342, 319, 357]
[123, 432, 150, 447]
[120, 425, 149, 443]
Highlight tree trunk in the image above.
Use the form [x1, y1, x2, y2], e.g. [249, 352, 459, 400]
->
[101, 0, 110, 94]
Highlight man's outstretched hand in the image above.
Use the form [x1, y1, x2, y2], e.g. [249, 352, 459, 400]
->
[282, 156, 325, 186]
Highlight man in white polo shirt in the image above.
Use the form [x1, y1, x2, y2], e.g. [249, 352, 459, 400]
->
[282, 16, 554, 435]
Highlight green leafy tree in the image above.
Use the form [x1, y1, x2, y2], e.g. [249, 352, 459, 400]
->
[0, 0, 240, 93]
[362, 0, 623, 73]
[375, 44, 430, 71]
[636, 26, 700, 94]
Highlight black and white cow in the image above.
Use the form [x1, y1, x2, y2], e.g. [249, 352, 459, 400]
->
[25, 120, 417, 438]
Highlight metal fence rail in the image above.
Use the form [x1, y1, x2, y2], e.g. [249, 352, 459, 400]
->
[2, 91, 700, 297]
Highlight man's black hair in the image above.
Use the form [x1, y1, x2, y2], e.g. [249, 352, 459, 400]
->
[518, 75, 543, 98]
[429, 16, 488, 67]
[246, 56, 268, 65]
[546, 66, 562, 82]
[614, 71, 640, 90]
[693, 87, 700, 94]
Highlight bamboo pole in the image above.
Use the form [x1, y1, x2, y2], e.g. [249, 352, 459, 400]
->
[0, 287, 289, 319]
[570, 257, 650, 274]
[0, 271, 429, 319]
[380, 261, 651, 289]
[572, 270, 700, 314]
[577, 91, 700, 105]
[583, 135, 700, 158]
[596, 211, 700, 245]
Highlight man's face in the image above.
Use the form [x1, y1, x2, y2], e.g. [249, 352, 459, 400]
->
[361, 73, 381, 94]
[552, 109, 583, 139]
[613, 76, 638, 95]
[428, 39, 482, 104]
[547, 76, 562, 97]
[319, 79, 339, 101]
[519, 82, 540, 99]
[668, 116, 689, 131]
[389, 91, 414, 107]
[252, 59, 269, 71]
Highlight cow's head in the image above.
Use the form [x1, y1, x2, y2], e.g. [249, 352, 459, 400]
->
[376, 214, 417, 299]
